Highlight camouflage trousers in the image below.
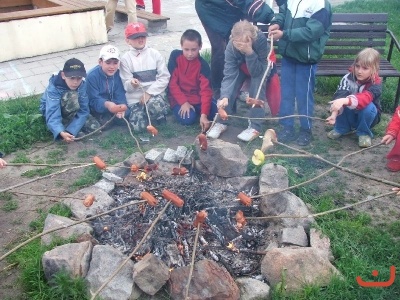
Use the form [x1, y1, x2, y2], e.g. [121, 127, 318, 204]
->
[61, 91, 100, 133]
[128, 94, 169, 132]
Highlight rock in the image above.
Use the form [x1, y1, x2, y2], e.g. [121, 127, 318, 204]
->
[63, 186, 115, 220]
[86, 245, 137, 300]
[225, 176, 259, 193]
[163, 148, 178, 162]
[261, 247, 341, 292]
[145, 148, 166, 163]
[196, 140, 247, 177]
[133, 253, 170, 295]
[259, 163, 314, 229]
[123, 152, 147, 168]
[42, 241, 92, 282]
[41, 214, 93, 246]
[310, 228, 334, 262]
[236, 277, 271, 300]
[281, 227, 308, 247]
[102, 172, 123, 183]
[106, 165, 130, 178]
[169, 259, 240, 300]
[94, 179, 115, 193]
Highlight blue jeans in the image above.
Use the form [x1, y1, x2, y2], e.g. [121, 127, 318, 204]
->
[172, 99, 218, 126]
[334, 102, 378, 137]
[279, 57, 316, 131]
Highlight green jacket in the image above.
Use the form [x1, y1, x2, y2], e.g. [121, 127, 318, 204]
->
[271, 0, 332, 64]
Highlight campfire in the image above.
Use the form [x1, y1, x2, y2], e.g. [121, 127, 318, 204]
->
[91, 171, 267, 277]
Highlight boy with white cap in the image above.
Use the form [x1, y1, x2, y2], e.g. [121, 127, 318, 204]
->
[120, 22, 170, 133]
[87, 45, 128, 124]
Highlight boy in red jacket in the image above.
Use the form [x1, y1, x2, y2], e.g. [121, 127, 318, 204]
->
[167, 29, 217, 132]
[382, 107, 400, 171]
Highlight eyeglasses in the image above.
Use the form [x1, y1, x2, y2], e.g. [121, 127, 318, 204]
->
[66, 76, 83, 80]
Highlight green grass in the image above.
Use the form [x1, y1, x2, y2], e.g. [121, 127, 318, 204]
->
[0, 95, 52, 154]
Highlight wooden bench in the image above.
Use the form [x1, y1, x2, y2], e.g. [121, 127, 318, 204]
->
[91, 1, 170, 31]
[0, 0, 104, 22]
[259, 13, 400, 111]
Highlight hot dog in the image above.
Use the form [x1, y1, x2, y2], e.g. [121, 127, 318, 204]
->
[162, 189, 184, 207]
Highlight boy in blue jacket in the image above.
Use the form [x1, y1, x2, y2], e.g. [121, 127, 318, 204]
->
[40, 58, 100, 142]
[87, 45, 128, 124]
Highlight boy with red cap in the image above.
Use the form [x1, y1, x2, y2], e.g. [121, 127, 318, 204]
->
[120, 22, 170, 133]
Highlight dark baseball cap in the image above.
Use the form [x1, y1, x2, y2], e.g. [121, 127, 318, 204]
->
[63, 58, 87, 77]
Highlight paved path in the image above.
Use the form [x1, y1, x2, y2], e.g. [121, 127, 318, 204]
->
[0, 0, 350, 100]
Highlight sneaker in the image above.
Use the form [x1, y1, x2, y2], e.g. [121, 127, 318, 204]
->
[297, 129, 312, 146]
[136, 5, 145, 10]
[277, 127, 297, 143]
[358, 135, 371, 148]
[206, 123, 227, 139]
[386, 159, 400, 172]
[327, 129, 342, 140]
[237, 127, 260, 142]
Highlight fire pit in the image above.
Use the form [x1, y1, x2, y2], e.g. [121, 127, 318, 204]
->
[91, 171, 268, 277]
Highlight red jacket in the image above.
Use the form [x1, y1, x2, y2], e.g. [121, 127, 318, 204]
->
[167, 50, 213, 115]
[386, 106, 400, 139]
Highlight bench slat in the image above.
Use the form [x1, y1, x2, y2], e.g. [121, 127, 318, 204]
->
[332, 13, 388, 23]
[329, 31, 386, 39]
[326, 40, 386, 47]
[331, 24, 387, 32]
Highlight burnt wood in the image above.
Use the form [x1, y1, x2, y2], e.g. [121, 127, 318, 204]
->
[258, 13, 400, 111]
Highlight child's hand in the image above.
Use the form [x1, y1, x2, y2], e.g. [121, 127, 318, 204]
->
[218, 98, 228, 109]
[131, 78, 140, 88]
[60, 131, 75, 143]
[233, 36, 253, 55]
[381, 134, 395, 145]
[200, 114, 209, 132]
[140, 92, 151, 104]
[326, 115, 336, 125]
[179, 102, 194, 119]
[329, 98, 348, 112]
[0, 158, 7, 168]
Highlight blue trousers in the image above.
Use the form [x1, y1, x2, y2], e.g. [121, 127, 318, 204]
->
[279, 57, 316, 131]
[172, 99, 218, 126]
[334, 102, 378, 137]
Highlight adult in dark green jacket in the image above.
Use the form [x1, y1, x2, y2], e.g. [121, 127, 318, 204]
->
[195, 0, 275, 97]
[268, 0, 332, 146]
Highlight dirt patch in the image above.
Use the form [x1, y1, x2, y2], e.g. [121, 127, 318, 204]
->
[0, 103, 398, 299]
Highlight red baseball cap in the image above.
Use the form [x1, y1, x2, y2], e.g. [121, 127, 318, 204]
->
[125, 22, 148, 39]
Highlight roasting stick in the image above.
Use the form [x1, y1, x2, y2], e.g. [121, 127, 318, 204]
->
[184, 222, 201, 300]
[0, 200, 147, 262]
[90, 201, 172, 300]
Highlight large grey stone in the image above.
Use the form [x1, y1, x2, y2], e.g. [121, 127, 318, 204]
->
[133, 253, 170, 295]
[236, 277, 271, 300]
[42, 241, 92, 281]
[62, 186, 115, 220]
[86, 245, 136, 300]
[281, 227, 308, 247]
[196, 140, 248, 177]
[41, 214, 93, 246]
[261, 247, 341, 292]
[310, 228, 334, 262]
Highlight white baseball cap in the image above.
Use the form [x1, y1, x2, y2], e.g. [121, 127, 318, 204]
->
[99, 45, 120, 61]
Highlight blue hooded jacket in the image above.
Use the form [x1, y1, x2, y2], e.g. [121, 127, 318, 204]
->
[39, 72, 89, 139]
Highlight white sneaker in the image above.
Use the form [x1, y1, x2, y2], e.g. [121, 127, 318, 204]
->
[237, 127, 260, 142]
[206, 123, 227, 139]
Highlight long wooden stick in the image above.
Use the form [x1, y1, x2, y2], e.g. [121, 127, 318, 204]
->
[74, 115, 116, 141]
[0, 200, 147, 262]
[90, 201, 171, 300]
[0, 163, 94, 193]
[184, 223, 201, 300]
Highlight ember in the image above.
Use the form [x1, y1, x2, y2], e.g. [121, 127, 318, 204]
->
[91, 172, 268, 277]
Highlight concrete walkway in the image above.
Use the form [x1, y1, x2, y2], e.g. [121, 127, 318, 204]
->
[0, 0, 350, 100]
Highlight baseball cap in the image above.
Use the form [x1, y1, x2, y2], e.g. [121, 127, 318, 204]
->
[125, 22, 148, 39]
[99, 45, 120, 61]
[63, 58, 86, 77]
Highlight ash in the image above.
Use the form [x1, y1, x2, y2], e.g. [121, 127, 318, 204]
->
[91, 171, 269, 277]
